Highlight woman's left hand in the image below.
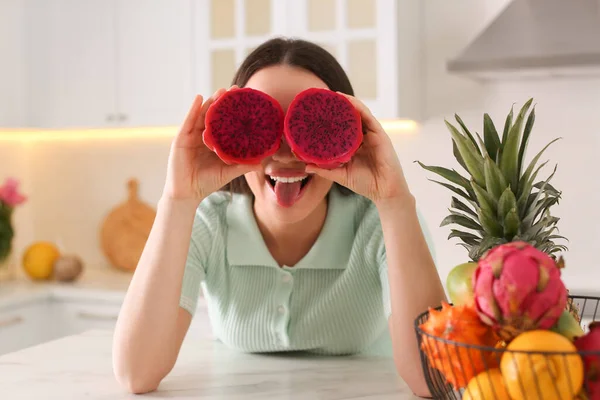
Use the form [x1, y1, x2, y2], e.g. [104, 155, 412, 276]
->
[305, 93, 411, 206]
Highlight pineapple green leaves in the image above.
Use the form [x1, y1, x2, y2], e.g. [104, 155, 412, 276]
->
[498, 187, 517, 221]
[445, 121, 486, 187]
[500, 98, 534, 192]
[483, 114, 501, 162]
[483, 153, 508, 199]
[415, 98, 567, 261]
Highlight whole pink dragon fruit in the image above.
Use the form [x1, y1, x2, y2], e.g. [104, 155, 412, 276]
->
[574, 321, 600, 400]
[472, 241, 568, 341]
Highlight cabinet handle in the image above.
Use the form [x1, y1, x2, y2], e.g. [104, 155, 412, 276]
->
[77, 312, 119, 321]
[0, 316, 23, 329]
[106, 114, 115, 122]
[118, 113, 128, 122]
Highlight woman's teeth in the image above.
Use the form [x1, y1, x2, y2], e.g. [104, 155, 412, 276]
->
[268, 175, 308, 183]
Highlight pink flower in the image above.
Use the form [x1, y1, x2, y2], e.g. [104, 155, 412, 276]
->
[0, 178, 27, 207]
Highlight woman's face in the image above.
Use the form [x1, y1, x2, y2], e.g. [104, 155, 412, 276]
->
[244, 65, 334, 224]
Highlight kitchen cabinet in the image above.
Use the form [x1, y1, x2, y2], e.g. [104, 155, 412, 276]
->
[51, 299, 121, 339]
[0, 0, 27, 127]
[194, 0, 422, 120]
[0, 287, 212, 356]
[25, 0, 193, 129]
[0, 300, 52, 356]
[26, 0, 117, 129]
[115, 0, 193, 127]
[3, 0, 421, 129]
[0, 295, 119, 356]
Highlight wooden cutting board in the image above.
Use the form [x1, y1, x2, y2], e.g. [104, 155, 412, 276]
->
[100, 178, 156, 272]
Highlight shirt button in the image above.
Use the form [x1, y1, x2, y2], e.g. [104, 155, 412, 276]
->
[282, 274, 292, 283]
[277, 305, 286, 314]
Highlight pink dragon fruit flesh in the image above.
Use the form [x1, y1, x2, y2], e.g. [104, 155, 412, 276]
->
[203, 87, 284, 165]
[284, 88, 363, 169]
[472, 241, 568, 341]
[574, 321, 600, 400]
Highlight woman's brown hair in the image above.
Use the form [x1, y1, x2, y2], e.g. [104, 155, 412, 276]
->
[221, 37, 354, 196]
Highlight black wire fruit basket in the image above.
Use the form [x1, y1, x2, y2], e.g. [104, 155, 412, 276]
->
[414, 295, 600, 399]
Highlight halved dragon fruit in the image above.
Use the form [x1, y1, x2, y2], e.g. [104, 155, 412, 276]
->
[203, 87, 284, 165]
[284, 88, 363, 169]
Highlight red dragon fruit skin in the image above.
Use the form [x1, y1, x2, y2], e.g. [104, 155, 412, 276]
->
[574, 321, 600, 400]
[472, 241, 568, 340]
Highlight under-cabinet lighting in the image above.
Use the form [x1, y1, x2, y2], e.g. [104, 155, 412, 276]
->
[0, 120, 418, 143]
[0, 127, 179, 142]
[380, 119, 418, 133]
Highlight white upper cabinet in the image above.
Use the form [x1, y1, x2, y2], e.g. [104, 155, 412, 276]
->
[115, 0, 193, 127]
[24, 0, 193, 129]
[2, 0, 421, 129]
[26, 0, 117, 129]
[0, 0, 27, 128]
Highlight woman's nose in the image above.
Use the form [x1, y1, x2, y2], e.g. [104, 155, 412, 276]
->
[271, 138, 297, 164]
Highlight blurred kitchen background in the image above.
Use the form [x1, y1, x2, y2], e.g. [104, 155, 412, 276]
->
[1, 0, 599, 294]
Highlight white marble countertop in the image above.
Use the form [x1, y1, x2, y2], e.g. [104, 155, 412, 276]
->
[0, 329, 420, 400]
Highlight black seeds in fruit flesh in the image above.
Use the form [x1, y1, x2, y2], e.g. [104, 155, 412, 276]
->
[210, 92, 282, 159]
[289, 93, 359, 159]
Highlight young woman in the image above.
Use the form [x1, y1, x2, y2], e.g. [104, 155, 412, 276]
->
[112, 37, 446, 397]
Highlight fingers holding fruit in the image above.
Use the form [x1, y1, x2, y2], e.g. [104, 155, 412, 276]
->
[286, 88, 407, 202]
[164, 87, 264, 201]
[175, 89, 226, 149]
[196, 86, 408, 202]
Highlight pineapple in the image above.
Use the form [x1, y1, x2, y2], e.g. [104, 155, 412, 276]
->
[417, 98, 567, 262]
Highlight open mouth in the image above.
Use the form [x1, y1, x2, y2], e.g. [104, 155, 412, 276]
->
[265, 174, 313, 207]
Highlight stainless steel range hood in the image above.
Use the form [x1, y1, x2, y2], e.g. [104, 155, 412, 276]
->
[447, 0, 600, 79]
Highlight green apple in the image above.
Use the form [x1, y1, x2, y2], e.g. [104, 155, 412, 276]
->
[446, 261, 478, 306]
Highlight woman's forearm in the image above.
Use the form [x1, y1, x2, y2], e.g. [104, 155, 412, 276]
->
[376, 194, 447, 398]
[112, 196, 200, 393]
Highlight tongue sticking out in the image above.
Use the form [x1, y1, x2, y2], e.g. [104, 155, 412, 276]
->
[274, 181, 302, 207]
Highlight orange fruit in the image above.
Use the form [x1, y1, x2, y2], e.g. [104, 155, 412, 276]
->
[463, 368, 510, 400]
[419, 302, 500, 389]
[500, 330, 584, 400]
[22, 241, 60, 280]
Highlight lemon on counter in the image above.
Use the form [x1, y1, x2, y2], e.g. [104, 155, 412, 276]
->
[22, 242, 61, 280]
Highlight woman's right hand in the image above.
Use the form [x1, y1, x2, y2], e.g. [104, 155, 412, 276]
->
[162, 87, 261, 204]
